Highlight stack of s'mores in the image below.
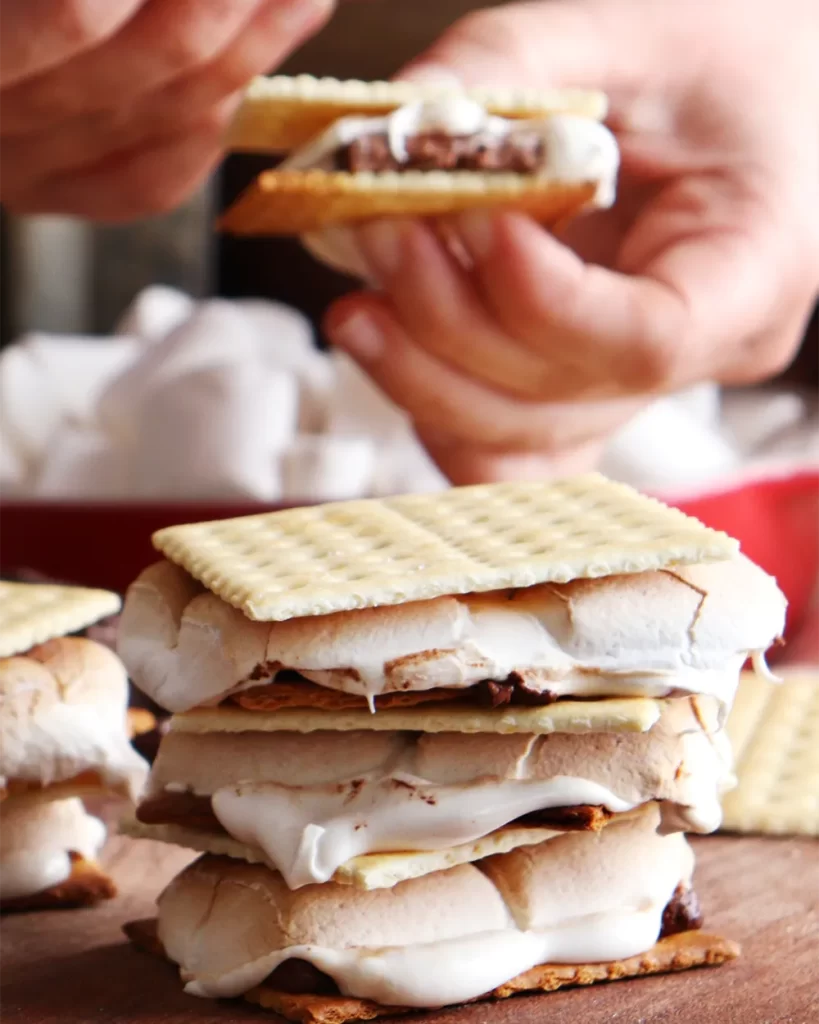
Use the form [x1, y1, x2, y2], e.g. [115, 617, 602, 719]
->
[0, 582, 148, 911]
[119, 475, 785, 1021]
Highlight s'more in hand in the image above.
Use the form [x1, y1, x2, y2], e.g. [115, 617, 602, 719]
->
[0, 582, 149, 911]
[119, 475, 785, 1021]
[219, 75, 619, 274]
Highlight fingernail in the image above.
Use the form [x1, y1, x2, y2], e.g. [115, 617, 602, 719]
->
[454, 211, 495, 260]
[329, 310, 384, 362]
[358, 220, 404, 281]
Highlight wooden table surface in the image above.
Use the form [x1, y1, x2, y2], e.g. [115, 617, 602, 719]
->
[2, 832, 818, 1024]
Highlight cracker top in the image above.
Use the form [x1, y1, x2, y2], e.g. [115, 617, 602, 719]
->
[152, 475, 738, 623]
[227, 74, 609, 153]
[0, 582, 121, 659]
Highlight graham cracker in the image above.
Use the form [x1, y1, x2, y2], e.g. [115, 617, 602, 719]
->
[125, 919, 738, 1024]
[127, 708, 157, 738]
[1, 770, 113, 806]
[721, 670, 819, 836]
[0, 852, 116, 912]
[152, 475, 737, 623]
[219, 171, 600, 236]
[226, 75, 609, 153]
[169, 697, 664, 736]
[120, 817, 583, 890]
[0, 581, 121, 659]
[235, 681, 470, 712]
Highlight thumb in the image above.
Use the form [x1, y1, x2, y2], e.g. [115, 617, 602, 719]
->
[397, 0, 681, 116]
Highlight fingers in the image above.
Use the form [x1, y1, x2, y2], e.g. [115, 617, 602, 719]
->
[7, 104, 233, 220]
[324, 291, 644, 459]
[443, 209, 688, 396]
[0, 0, 332, 202]
[2, 0, 259, 132]
[415, 432, 608, 486]
[0, 0, 333, 219]
[355, 219, 565, 399]
[352, 211, 686, 402]
[0, 0, 144, 88]
[1, 0, 332, 134]
[396, 0, 681, 120]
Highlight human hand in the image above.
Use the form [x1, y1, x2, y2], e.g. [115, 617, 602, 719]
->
[0, 0, 333, 220]
[325, 0, 819, 484]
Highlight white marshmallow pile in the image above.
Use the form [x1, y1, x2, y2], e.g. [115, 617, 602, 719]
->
[1, 286, 815, 503]
[0, 286, 446, 502]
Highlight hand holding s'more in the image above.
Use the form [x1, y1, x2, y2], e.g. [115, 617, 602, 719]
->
[119, 475, 786, 1020]
[0, 582, 149, 911]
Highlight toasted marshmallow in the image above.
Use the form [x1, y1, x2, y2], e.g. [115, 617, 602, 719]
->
[138, 697, 729, 887]
[158, 805, 692, 1007]
[119, 555, 786, 713]
[0, 636, 148, 801]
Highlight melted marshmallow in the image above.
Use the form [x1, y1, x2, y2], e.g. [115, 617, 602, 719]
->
[282, 96, 618, 195]
[0, 797, 106, 900]
[185, 908, 666, 1004]
[211, 775, 635, 888]
[159, 808, 692, 1006]
[288, 96, 619, 279]
[252, 592, 749, 705]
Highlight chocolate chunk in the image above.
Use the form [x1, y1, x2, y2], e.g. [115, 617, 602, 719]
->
[338, 131, 544, 175]
[265, 959, 340, 996]
[477, 679, 516, 707]
[661, 885, 704, 938]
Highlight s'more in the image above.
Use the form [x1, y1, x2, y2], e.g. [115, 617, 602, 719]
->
[0, 582, 149, 910]
[219, 75, 619, 276]
[119, 475, 784, 1020]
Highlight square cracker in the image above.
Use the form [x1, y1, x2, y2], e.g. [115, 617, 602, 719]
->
[124, 919, 739, 1024]
[152, 475, 737, 622]
[721, 670, 819, 836]
[0, 582, 121, 659]
[226, 75, 609, 153]
[219, 171, 601, 236]
[169, 697, 664, 737]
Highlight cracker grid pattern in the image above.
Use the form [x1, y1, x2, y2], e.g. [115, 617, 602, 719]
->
[152, 475, 737, 622]
[721, 671, 819, 836]
[0, 582, 121, 658]
[227, 74, 608, 152]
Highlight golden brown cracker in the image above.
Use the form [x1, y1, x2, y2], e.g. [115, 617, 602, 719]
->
[219, 170, 600, 236]
[127, 707, 158, 738]
[1, 770, 111, 805]
[152, 475, 737, 623]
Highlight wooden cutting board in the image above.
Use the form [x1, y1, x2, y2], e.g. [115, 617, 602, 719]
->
[2, 832, 817, 1024]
